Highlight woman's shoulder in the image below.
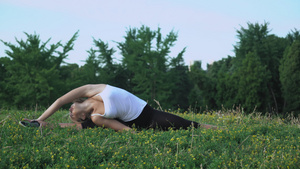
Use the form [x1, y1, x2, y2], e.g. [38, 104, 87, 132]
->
[84, 84, 107, 97]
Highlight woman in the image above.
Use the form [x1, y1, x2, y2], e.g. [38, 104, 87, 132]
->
[21, 84, 216, 131]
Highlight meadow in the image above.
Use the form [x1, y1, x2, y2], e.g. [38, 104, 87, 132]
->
[0, 108, 299, 169]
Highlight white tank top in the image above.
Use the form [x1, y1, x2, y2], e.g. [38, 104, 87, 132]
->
[91, 85, 147, 122]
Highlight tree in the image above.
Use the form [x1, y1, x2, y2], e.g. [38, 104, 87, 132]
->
[262, 35, 288, 113]
[0, 32, 78, 108]
[286, 29, 300, 45]
[79, 48, 102, 84]
[118, 25, 184, 107]
[59, 63, 84, 93]
[234, 22, 270, 64]
[93, 39, 130, 89]
[279, 40, 300, 114]
[79, 39, 131, 90]
[167, 48, 192, 109]
[205, 61, 223, 110]
[235, 52, 270, 112]
[215, 56, 238, 109]
[0, 57, 13, 108]
[234, 22, 287, 113]
[188, 61, 209, 110]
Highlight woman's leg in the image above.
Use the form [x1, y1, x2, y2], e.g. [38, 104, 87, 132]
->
[126, 105, 199, 130]
[149, 108, 199, 130]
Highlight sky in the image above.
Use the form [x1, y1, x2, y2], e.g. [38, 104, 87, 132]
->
[1, 0, 300, 69]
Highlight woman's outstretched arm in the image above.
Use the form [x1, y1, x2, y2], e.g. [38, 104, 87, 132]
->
[22, 118, 83, 129]
[59, 123, 82, 130]
[91, 116, 132, 132]
[37, 84, 105, 121]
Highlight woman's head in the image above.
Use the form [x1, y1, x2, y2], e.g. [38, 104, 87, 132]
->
[69, 98, 90, 123]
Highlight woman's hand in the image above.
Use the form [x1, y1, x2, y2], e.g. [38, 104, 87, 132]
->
[23, 118, 48, 127]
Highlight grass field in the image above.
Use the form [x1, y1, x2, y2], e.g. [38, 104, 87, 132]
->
[0, 108, 299, 168]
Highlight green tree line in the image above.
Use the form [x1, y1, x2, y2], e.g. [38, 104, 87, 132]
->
[0, 23, 299, 115]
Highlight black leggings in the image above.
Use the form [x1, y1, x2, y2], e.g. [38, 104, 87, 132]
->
[82, 104, 199, 130]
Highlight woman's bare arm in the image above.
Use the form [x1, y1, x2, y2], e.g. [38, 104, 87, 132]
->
[37, 84, 105, 121]
[91, 116, 132, 131]
[59, 123, 82, 130]
[22, 118, 82, 130]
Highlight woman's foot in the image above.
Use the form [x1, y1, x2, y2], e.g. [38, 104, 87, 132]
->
[19, 121, 40, 127]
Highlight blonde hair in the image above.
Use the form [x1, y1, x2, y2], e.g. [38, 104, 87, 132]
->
[73, 98, 86, 103]
[70, 98, 90, 123]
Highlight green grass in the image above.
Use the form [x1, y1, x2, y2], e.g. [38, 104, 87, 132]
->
[0, 109, 299, 168]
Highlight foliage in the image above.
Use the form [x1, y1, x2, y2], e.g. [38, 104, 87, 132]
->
[232, 22, 288, 113]
[201, 22, 292, 114]
[279, 40, 300, 114]
[188, 61, 213, 110]
[0, 32, 78, 108]
[1, 109, 299, 168]
[79, 39, 130, 89]
[235, 52, 270, 112]
[167, 48, 192, 109]
[1, 23, 300, 115]
[118, 26, 186, 108]
[214, 56, 237, 109]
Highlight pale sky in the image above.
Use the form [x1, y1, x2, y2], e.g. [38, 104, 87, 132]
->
[1, 0, 299, 69]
